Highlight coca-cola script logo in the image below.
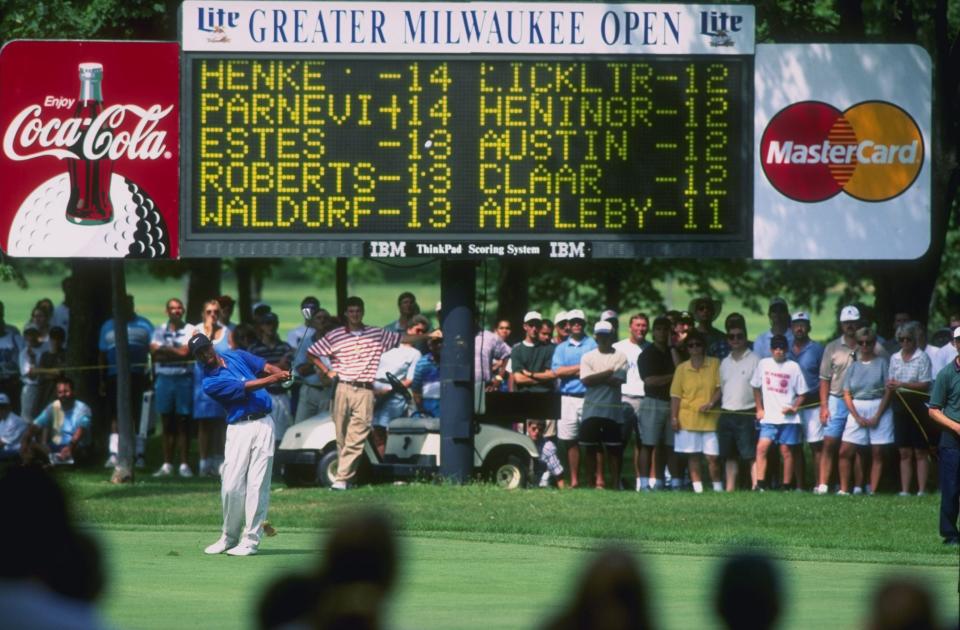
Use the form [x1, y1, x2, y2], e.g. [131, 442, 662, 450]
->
[3, 104, 174, 162]
[0, 41, 180, 259]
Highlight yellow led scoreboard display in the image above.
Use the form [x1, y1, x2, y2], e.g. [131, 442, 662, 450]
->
[186, 57, 749, 256]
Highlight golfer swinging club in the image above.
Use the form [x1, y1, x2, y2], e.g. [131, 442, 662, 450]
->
[189, 333, 291, 556]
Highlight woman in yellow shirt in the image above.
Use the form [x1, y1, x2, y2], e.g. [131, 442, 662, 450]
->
[670, 331, 722, 492]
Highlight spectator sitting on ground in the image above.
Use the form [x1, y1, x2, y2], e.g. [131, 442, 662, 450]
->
[579, 321, 629, 490]
[36, 325, 67, 411]
[0, 466, 108, 629]
[528, 420, 565, 488]
[543, 546, 654, 630]
[412, 333, 442, 417]
[20, 377, 91, 466]
[372, 316, 427, 457]
[714, 551, 782, 630]
[0, 393, 27, 462]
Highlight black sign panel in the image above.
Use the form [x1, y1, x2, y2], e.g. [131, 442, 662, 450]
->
[182, 56, 751, 256]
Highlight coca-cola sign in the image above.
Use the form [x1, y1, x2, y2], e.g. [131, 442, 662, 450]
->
[0, 41, 179, 258]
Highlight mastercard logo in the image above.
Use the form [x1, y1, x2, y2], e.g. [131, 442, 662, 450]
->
[760, 101, 924, 203]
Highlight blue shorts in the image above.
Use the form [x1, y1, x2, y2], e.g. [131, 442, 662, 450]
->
[758, 423, 801, 445]
[420, 398, 440, 418]
[824, 394, 848, 439]
[155, 374, 192, 416]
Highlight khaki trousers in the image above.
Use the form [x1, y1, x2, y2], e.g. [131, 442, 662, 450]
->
[331, 384, 374, 483]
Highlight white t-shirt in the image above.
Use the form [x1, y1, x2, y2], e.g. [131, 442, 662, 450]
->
[580, 349, 628, 422]
[719, 349, 760, 411]
[374, 345, 422, 395]
[750, 357, 809, 424]
[613, 338, 648, 397]
[932, 343, 958, 378]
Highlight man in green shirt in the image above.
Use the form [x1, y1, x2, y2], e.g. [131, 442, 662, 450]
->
[928, 327, 960, 545]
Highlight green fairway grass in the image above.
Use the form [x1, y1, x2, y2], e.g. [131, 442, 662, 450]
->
[96, 529, 955, 630]
[51, 471, 959, 629]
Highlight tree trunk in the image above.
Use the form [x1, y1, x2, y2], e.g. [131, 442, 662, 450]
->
[185, 258, 221, 323]
[495, 260, 528, 343]
[336, 258, 348, 318]
[67, 260, 113, 447]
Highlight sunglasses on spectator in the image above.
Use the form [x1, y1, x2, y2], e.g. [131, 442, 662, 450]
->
[727, 332, 745, 340]
[857, 339, 872, 346]
[205, 309, 220, 315]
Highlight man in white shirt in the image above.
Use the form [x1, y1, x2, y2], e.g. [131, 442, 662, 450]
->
[613, 313, 651, 491]
[710, 323, 761, 491]
[372, 316, 427, 457]
[579, 321, 628, 489]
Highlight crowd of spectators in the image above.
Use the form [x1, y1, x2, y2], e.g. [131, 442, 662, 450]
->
[0, 286, 957, 502]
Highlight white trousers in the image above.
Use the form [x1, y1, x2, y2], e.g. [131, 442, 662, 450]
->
[221, 415, 275, 548]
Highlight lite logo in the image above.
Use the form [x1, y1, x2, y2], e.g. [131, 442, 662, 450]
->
[699, 11, 743, 36]
[197, 7, 240, 32]
[369, 241, 407, 258]
[760, 101, 924, 203]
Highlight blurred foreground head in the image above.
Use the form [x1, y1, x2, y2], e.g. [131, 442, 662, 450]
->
[0, 466, 104, 602]
[866, 577, 937, 630]
[715, 551, 782, 630]
[545, 546, 654, 630]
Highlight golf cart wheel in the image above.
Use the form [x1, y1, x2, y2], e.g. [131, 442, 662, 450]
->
[317, 450, 339, 487]
[489, 454, 528, 490]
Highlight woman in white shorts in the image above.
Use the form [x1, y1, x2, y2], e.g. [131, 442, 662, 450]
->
[838, 328, 892, 495]
[669, 331, 722, 493]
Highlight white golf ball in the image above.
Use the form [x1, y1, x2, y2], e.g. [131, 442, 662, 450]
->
[424, 140, 433, 148]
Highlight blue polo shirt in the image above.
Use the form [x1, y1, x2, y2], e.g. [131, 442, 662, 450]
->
[790, 339, 825, 393]
[551, 335, 598, 396]
[201, 350, 272, 424]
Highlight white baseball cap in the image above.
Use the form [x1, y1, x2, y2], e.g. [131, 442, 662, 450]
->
[566, 309, 586, 322]
[523, 311, 543, 324]
[600, 309, 618, 322]
[594, 321, 614, 334]
[554, 311, 568, 324]
[839, 305, 861, 323]
[953, 326, 960, 340]
[0, 393, 9, 405]
[791, 311, 811, 323]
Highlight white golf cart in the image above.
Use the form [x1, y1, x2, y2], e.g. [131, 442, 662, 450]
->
[277, 374, 541, 489]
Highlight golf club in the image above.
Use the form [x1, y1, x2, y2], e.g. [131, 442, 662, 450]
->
[282, 305, 318, 390]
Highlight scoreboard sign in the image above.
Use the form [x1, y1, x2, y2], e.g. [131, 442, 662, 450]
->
[180, 2, 755, 257]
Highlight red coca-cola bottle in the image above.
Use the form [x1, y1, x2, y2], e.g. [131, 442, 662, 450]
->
[66, 62, 114, 225]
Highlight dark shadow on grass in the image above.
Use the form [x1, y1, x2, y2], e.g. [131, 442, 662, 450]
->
[254, 548, 316, 557]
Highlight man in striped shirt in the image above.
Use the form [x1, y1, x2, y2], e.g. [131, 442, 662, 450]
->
[307, 296, 435, 490]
